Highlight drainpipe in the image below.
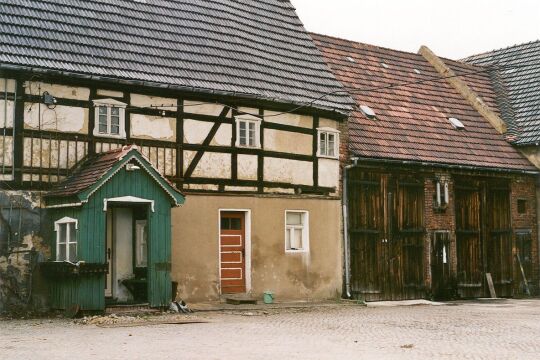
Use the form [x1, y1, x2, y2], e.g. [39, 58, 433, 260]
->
[342, 157, 358, 299]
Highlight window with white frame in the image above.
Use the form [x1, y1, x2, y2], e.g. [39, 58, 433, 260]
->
[235, 115, 261, 148]
[93, 99, 127, 138]
[135, 220, 148, 267]
[285, 211, 309, 252]
[54, 217, 78, 262]
[317, 128, 339, 158]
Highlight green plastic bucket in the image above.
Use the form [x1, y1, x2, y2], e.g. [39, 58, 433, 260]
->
[263, 291, 274, 304]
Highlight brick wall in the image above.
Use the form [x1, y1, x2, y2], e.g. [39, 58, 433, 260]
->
[423, 172, 456, 290]
[510, 175, 538, 294]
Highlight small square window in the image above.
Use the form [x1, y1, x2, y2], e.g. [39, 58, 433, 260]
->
[236, 116, 261, 148]
[317, 128, 339, 158]
[285, 211, 309, 252]
[93, 99, 127, 139]
[518, 199, 527, 214]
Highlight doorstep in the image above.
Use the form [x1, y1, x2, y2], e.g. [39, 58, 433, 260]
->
[366, 299, 446, 307]
[189, 299, 363, 312]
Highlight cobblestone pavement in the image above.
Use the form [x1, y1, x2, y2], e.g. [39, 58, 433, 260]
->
[3, 299, 540, 359]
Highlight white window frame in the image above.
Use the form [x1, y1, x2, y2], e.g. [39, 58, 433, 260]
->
[284, 210, 309, 253]
[92, 98, 127, 139]
[317, 127, 340, 159]
[235, 115, 261, 148]
[54, 217, 78, 262]
[135, 220, 148, 268]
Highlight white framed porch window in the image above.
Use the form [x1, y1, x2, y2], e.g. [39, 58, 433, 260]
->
[235, 115, 261, 148]
[54, 217, 78, 262]
[285, 210, 309, 253]
[135, 220, 148, 267]
[92, 98, 127, 139]
[317, 127, 340, 159]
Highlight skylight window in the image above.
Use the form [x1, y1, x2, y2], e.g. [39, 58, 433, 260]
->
[381, 62, 389, 68]
[413, 69, 421, 74]
[448, 117, 465, 130]
[360, 105, 376, 119]
[346, 56, 356, 63]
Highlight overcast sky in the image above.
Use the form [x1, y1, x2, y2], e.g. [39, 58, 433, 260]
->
[291, 0, 540, 59]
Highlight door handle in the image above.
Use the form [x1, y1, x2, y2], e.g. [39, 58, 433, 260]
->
[107, 248, 111, 260]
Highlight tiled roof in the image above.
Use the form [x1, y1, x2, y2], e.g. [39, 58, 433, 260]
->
[47, 145, 181, 198]
[463, 41, 540, 145]
[312, 33, 536, 172]
[0, 0, 352, 114]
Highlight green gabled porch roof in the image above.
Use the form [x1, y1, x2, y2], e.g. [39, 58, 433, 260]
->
[45, 145, 184, 207]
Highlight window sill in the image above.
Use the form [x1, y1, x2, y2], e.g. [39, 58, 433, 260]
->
[317, 154, 339, 160]
[285, 249, 309, 254]
[236, 144, 262, 150]
[94, 133, 127, 140]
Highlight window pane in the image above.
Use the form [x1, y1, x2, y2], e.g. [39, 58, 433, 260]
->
[110, 124, 120, 135]
[230, 218, 241, 230]
[291, 228, 303, 250]
[328, 133, 335, 157]
[99, 106, 107, 115]
[68, 223, 76, 243]
[58, 223, 67, 244]
[319, 133, 327, 155]
[286, 228, 291, 250]
[136, 221, 148, 267]
[221, 218, 230, 230]
[68, 243, 77, 263]
[239, 121, 247, 146]
[58, 245, 66, 262]
[99, 114, 108, 133]
[286, 212, 302, 226]
[111, 107, 119, 116]
[248, 122, 256, 147]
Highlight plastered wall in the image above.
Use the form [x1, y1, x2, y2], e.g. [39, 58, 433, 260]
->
[171, 195, 342, 302]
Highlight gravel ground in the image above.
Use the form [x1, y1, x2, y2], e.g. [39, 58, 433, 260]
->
[2, 299, 540, 359]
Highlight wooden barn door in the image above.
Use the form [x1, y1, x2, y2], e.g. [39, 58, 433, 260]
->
[393, 177, 425, 300]
[348, 171, 424, 301]
[486, 183, 512, 297]
[348, 172, 384, 301]
[455, 181, 483, 298]
[455, 179, 513, 298]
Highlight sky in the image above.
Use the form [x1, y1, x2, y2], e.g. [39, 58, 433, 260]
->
[290, 0, 540, 59]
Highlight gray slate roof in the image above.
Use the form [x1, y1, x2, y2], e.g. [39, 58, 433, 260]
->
[464, 40, 540, 145]
[0, 0, 353, 115]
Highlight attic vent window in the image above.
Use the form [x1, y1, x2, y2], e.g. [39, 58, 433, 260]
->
[448, 117, 465, 130]
[413, 69, 421, 74]
[346, 56, 356, 63]
[360, 105, 376, 119]
[381, 62, 389, 68]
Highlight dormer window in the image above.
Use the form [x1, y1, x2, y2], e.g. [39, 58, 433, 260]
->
[235, 115, 261, 148]
[317, 127, 340, 159]
[93, 98, 127, 139]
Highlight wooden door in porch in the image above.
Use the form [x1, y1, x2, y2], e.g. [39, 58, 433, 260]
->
[220, 212, 246, 294]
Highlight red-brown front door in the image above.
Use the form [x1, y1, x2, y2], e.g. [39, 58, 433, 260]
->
[220, 212, 246, 294]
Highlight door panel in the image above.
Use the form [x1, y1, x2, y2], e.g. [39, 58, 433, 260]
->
[220, 212, 246, 294]
[455, 184, 483, 298]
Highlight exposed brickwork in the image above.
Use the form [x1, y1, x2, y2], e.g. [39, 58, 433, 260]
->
[510, 175, 538, 294]
[423, 172, 457, 289]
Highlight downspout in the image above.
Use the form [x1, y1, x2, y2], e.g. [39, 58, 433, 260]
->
[342, 157, 358, 299]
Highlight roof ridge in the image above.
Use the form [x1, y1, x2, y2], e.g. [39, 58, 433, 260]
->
[462, 39, 540, 61]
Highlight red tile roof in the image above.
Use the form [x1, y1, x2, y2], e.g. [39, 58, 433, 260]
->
[312, 33, 536, 172]
[47, 145, 181, 198]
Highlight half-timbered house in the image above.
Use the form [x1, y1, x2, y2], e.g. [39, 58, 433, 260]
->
[0, 0, 353, 311]
[313, 34, 538, 301]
